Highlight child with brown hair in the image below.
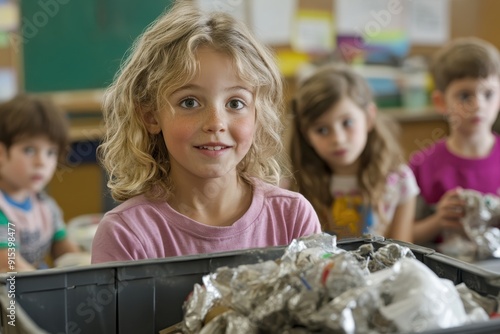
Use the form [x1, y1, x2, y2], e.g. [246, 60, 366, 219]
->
[0, 94, 80, 271]
[410, 37, 500, 247]
[290, 64, 419, 242]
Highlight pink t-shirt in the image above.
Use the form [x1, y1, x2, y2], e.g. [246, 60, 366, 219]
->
[91, 178, 321, 263]
[410, 134, 500, 205]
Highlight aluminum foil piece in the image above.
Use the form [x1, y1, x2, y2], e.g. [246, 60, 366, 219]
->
[462, 190, 500, 228]
[287, 289, 323, 330]
[199, 310, 258, 334]
[304, 253, 369, 300]
[350, 243, 416, 272]
[460, 190, 500, 260]
[249, 281, 300, 331]
[182, 284, 214, 333]
[368, 243, 416, 272]
[206, 260, 281, 315]
[320, 287, 394, 333]
[285, 232, 339, 254]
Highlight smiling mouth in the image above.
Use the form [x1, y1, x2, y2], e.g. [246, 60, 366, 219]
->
[196, 146, 229, 151]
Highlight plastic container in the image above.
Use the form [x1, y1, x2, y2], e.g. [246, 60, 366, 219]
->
[1, 237, 500, 334]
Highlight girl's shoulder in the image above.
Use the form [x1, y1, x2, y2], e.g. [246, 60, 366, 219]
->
[105, 194, 153, 215]
[252, 178, 303, 199]
[251, 178, 311, 208]
[386, 164, 417, 185]
[385, 164, 420, 197]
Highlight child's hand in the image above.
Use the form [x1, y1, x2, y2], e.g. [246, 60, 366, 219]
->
[435, 188, 466, 231]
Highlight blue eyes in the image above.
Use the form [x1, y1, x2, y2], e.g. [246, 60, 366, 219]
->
[458, 92, 472, 102]
[314, 119, 353, 135]
[179, 98, 246, 110]
[458, 90, 494, 102]
[315, 127, 329, 135]
[23, 147, 57, 157]
[343, 119, 353, 127]
[180, 98, 199, 109]
[228, 100, 245, 109]
[23, 147, 35, 154]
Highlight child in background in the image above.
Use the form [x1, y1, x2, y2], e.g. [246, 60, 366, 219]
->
[410, 37, 500, 246]
[91, 1, 321, 263]
[290, 64, 419, 242]
[0, 95, 81, 271]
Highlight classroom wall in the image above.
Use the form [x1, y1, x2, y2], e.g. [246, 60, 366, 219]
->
[410, 0, 500, 57]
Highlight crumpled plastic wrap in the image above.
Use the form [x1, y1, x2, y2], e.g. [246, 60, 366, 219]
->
[181, 233, 494, 333]
[455, 283, 496, 322]
[447, 190, 500, 260]
[373, 258, 469, 332]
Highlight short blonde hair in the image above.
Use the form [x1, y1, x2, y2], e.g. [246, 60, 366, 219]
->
[431, 37, 500, 92]
[99, 1, 286, 202]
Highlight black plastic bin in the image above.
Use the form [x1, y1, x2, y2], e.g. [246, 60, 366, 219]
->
[1, 237, 500, 334]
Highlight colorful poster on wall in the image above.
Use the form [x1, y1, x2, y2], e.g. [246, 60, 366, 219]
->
[336, 0, 410, 63]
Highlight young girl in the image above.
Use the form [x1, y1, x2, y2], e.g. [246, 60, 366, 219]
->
[290, 64, 419, 242]
[0, 94, 81, 271]
[91, 1, 321, 263]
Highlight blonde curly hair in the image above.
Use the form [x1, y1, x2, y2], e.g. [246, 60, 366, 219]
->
[99, 1, 286, 202]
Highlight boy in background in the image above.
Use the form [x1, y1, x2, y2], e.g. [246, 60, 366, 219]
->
[410, 37, 500, 249]
[0, 95, 80, 271]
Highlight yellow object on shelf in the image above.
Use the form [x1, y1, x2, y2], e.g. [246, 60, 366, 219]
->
[276, 49, 310, 78]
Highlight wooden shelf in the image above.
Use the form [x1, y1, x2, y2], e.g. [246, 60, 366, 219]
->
[69, 121, 104, 142]
[37, 89, 104, 113]
[381, 106, 444, 123]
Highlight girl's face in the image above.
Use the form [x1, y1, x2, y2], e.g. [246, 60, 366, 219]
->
[436, 75, 500, 137]
[0, 136, 59, 200]
[146, 47, 256, 183]
[306, 97, 371, 175]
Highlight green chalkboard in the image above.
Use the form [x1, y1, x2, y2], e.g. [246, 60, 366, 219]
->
[20, 0, 173, 92]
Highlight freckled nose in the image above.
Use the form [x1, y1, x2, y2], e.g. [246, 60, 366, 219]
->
[203, 107, 226, 133]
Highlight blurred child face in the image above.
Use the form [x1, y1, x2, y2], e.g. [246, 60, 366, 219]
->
[0, 136, 59, 199]
[147, 47, 256, 182]
[306, 97, 371, 175]
[438, 75, 500, 136]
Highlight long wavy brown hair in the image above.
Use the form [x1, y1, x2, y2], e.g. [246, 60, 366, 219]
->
[290, 64, 404, 228]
